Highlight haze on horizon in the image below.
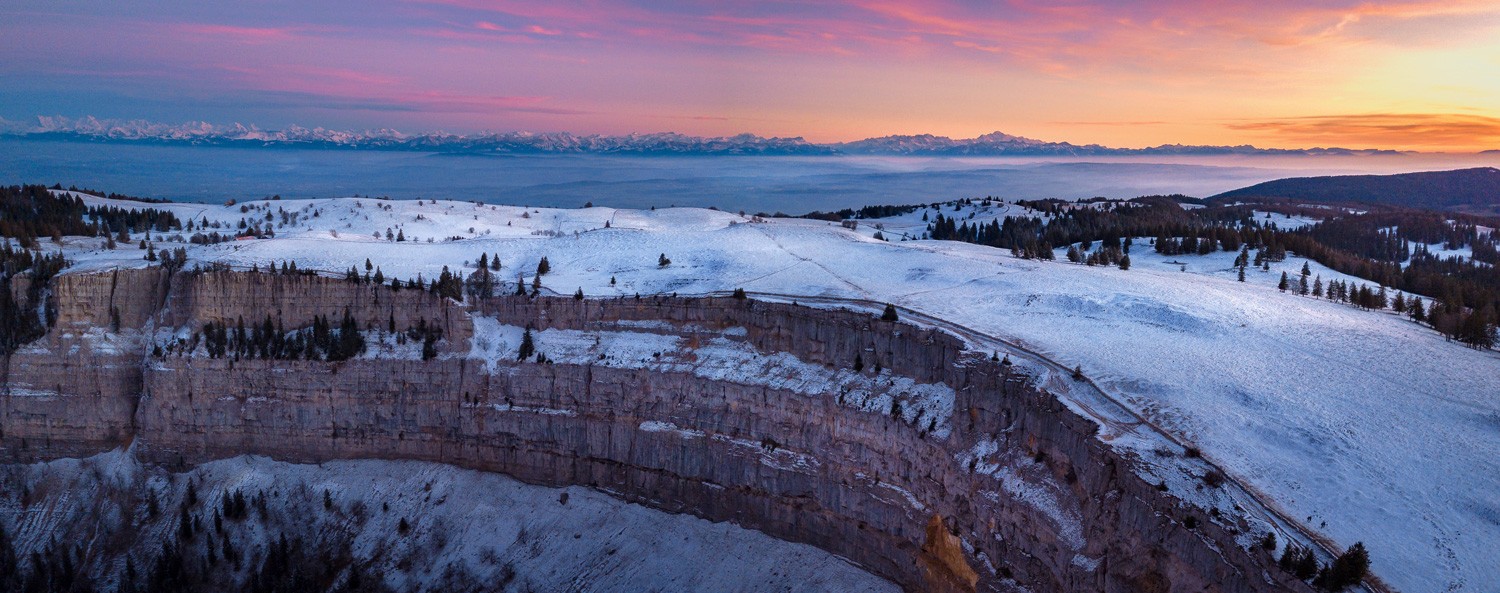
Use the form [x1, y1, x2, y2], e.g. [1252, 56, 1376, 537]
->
[2, 0, 1498, 152]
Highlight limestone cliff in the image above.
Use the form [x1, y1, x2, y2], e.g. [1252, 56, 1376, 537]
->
[0, 268, 1312, 593]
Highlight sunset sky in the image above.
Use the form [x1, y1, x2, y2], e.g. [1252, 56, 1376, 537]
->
[3, 0, 1498, 151]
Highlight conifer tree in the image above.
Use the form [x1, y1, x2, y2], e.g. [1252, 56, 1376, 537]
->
[536, 257, 550, 276]
[1319, 542, 1369, 591]
[1278, 272, 1289, 292]
[518, 327, 535, 360]
[1118, 254, 1131, 270]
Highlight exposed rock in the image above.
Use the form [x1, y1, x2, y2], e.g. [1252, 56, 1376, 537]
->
[1, 268, 1314, 593]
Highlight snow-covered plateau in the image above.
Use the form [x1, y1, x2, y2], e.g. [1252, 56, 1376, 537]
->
[19, 192, 1500, 593]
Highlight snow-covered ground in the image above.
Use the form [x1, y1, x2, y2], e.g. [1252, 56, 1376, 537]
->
[41, 192, 1500, 593]
[2, 449, 895, 592]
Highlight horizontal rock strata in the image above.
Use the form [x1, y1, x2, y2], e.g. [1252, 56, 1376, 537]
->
[1, 268, 1312, 593]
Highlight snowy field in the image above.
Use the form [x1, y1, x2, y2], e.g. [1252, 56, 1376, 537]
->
[45, 192, 1500, 593]
[3, 450, 895, 592]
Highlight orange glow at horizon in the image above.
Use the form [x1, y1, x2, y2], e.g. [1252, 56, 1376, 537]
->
[1, 0, 1497, 151]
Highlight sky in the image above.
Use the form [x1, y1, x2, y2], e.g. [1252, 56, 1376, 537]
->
[2, 0, 1499, 151]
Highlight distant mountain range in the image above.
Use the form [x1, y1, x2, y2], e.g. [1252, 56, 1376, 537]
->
[0, 115, 1408, 157]
[1211, 167, 1500, 215]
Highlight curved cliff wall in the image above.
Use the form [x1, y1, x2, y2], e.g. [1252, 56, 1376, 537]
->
[1, 268, 1310, 593]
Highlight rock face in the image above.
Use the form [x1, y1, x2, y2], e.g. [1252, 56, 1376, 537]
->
[1, 268, 1311, 593]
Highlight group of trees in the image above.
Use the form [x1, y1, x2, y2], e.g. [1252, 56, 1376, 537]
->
[1271, 260, 1496, 348]
[1065, 238, 1130, 269]
[0, 247, 66, 355]
[198, 310, 366, 362]
[466, 253, 502, 298]
[0, 187, 79, 353]
[1279, 542, 1370, 591]
[0, 184, 181, 248]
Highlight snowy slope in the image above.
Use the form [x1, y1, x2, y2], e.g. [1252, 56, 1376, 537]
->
[2, 449, 895, 592]
[46, 192, 1500, 593]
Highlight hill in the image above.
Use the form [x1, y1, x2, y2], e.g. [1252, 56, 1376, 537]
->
[1212, 167, 1500, 214]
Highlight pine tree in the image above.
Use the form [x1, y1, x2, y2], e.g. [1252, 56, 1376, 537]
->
[881, 303, 899, 321]
[536, 256, 550, 276]
[1118, 254, 1131, 270]
[518, 327, 535, 360]
[1237, 266, 1246, 282]
[574, 288, 584, 300]
[1278, 272, 1289, 292]
[1293, 546, 1319, 579]
[1321, 542, 1370, 591]
[1312, 276, 1323, 297]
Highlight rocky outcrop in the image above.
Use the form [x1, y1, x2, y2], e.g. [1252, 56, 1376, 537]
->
[0, 268, 1312, 593]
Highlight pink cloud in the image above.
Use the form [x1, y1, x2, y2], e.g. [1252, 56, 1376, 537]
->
[406, 0, 1499, 81]
[171, 23, 305, 43]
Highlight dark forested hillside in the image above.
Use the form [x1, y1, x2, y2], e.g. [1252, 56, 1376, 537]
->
[1210, 168, 1500, 214]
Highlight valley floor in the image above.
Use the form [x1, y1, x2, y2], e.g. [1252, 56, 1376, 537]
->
[0, 449, 898, 592]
